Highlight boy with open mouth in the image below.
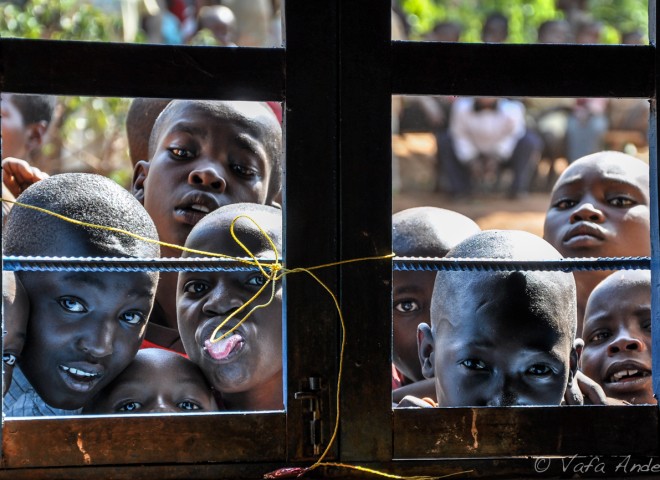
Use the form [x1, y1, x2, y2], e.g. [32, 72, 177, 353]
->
[3, 173, 159, 416]
[177, 203, 283, 411]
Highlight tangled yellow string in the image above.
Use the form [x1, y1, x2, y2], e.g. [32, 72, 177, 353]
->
[2, 197, 470, 480]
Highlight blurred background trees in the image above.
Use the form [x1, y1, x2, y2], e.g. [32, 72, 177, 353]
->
[400, 0, 647, 43]
[0, 0, 649, 187]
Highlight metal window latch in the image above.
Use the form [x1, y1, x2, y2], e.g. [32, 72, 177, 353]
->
[294, 376, 323, 455]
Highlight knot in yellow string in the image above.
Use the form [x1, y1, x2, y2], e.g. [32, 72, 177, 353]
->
[3, 197, 442, 480]
[208, 214, 282, 344]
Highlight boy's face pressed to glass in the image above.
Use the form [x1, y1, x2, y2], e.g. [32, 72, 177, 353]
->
[18, 241, 157, 410]
[543, 154, 650, 260]
[85, 351, 218, 414]
[134, 103, 279, 255]
[425, 276, 573, 407]
[177, 219, 282, 396]
[392, 270, 435, 382]
[581, 276, 653, 404]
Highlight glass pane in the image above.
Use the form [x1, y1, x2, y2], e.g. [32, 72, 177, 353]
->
[393, 0, 648, 45]
[0, 0, 283, 46]
[2, 94, 286, 416]
[392, 94, 652, 408]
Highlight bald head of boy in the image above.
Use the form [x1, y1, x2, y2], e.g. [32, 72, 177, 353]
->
[418, 230, 578, 407]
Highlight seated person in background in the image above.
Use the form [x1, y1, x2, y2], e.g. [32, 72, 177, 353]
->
[416, 230, 580, 407]
[543, 151, 650, 333]
[132, 99, 282, 352]
[3, 173, 160, 416]
[177, 203, 283, 411]
[565, 21, 608, 162]
[84, 348, 219, 414]
[2, 271, 29, 397]
[580, 270, 654, 405]
[391, 207, 480, 403]
[436, 97, 542, 198]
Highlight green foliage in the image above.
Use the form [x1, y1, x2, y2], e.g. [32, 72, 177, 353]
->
[399, 0, 648, 43]
[0, 0, 134, 182]
[0, 0, 123, 41]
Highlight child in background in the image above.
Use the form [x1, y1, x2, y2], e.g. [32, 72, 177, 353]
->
[177, 203, 283, 411]
[84, 348, 218, 414]
[543, 151, 650, 332]
[580, 270, 653, 405]
[1, 93, 55, 219]
[2, 271, 29, 397]
[125, 98, 172, 167]
[3, 173, 159, 416]
[418, 230, 580, 407]
[133, 100, 282, 352]
[1, 93, 56, 164]
[391, 207, 479, 402]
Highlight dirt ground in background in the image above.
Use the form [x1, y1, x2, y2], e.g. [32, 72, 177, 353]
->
[391, 133, 553, 237]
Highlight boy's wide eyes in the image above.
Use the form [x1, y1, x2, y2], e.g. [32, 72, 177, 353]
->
[116, 400, 202, 412]
[461, 359, 487, 370]
[230, 163, 258, 178]
[121, 311, 146, 325]
[526, 364, 552, 376]
[58, 296, 87, 313]
[587, 329, 611, 344]
[552, 198, 577, 210]
[178, 400, 202, 411]
[246, 274, 267, 287]
[118, 401, 142, 412]
[168, 147, 196, 159]
[184, 281, 209, 294]
[394, 300, 420, 313]
[608, 196, 636, 207]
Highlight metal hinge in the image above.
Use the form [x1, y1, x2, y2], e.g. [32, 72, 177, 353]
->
[294, 376, 323, 455]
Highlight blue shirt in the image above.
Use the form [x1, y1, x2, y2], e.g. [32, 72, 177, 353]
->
[4, 365, 81, 417]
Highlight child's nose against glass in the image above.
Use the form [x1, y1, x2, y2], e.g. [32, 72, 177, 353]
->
[201, 284, 244, 317]
[607, 333, 644, 355]
[570, 202, 605, 223]
[146, 398, 178, 413]
[188, 165, 227, 191]
[77, 320, 115, 358]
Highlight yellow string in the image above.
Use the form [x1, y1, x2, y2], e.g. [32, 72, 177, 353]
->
[1, 197, 451, 480]
[313, 463, 472, 480]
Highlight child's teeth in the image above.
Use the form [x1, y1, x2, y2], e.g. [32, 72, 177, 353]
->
[611, 369, 639, 382]
[61, 365, 98, 377]
[191, 204, 210, 213]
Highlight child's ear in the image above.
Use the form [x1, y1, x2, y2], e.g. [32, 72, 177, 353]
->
[568, 337, 584, 387]
[132, 160, 150, 204]
[417, 323, 436, 379]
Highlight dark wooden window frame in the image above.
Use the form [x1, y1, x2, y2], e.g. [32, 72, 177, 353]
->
[1, 1, 658, 478]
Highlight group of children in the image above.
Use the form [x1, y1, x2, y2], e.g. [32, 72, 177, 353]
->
[394, 150, 653, 407]
[2, 96, 284, 415]
[0, 91, 654, 416]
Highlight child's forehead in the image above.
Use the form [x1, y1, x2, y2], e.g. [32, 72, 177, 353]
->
[132, 349, 201, 377]
[438, 271, 573, 328]
[589, 271, 651, 303]
[555, 154, 649, 190]
[187, 217, 279, 254]
[166, 100, 272, 126]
